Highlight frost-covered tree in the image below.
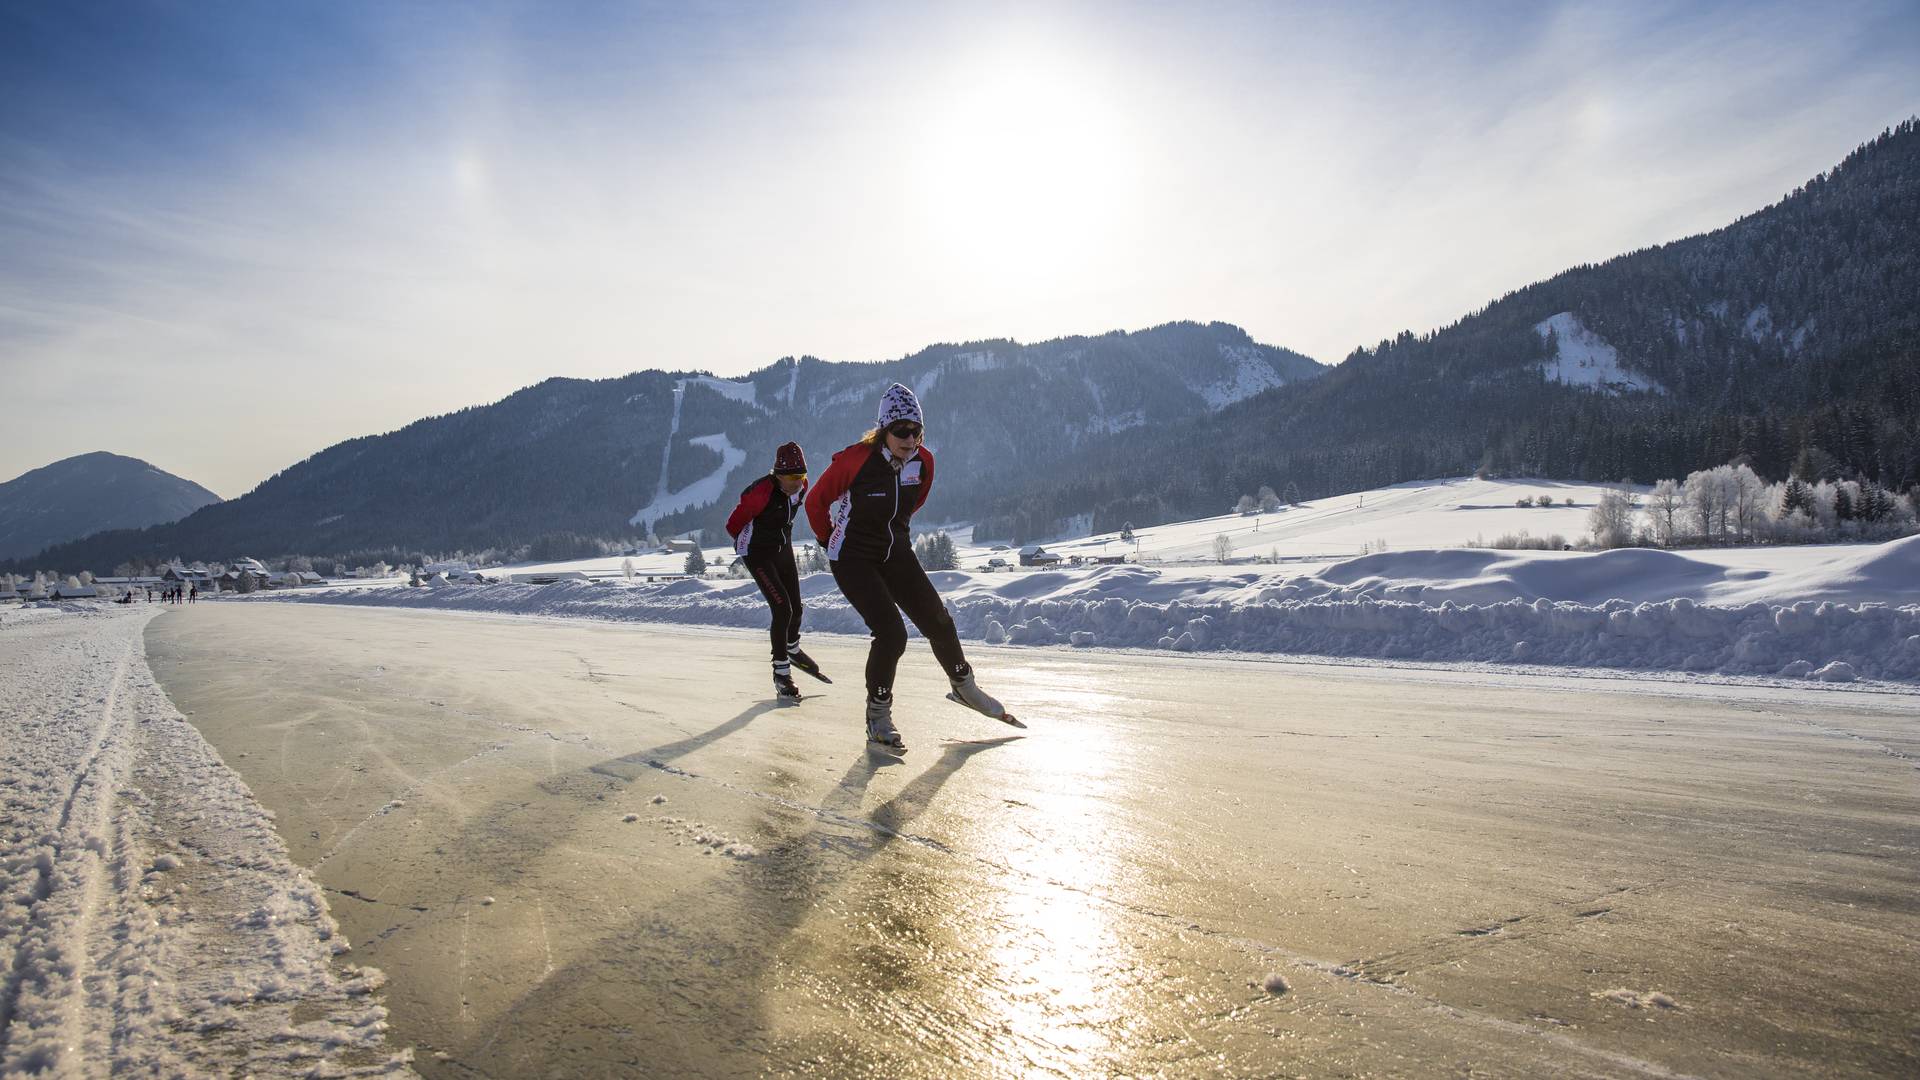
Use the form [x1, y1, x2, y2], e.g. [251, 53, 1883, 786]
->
[1647, 479, 1683, 544]
[621, 557, 635, 583]
[1587, 490, 1636, 548]
[683, 548, 707, 576]
[1781, 477, 1813, 517]
[1257, 485, 1282, 512]
[1212, 533, 1234, 563]
[1234, 494, 1258, 514]
[913, 531, 958, 571]
[1729, 465, 1768, 541]
[1684, 467, 1732, 541]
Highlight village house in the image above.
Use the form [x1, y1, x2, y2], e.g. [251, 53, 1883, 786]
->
[1018, 545, 1063, 567]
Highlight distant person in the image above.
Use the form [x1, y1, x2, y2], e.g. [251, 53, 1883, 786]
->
[188, 584, 198, 603]
[805, 383, 1017, 753]
[724, 441, 829, 703]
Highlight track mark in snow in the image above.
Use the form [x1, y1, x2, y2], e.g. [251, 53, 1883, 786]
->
[0, 638, 132, 1061]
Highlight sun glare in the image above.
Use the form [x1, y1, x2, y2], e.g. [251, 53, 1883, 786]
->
[911, 44, 1140, 284]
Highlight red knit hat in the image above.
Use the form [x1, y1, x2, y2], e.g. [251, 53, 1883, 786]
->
[773, 441, 806, 475]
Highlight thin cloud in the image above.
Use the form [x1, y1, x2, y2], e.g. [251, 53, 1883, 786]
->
[1, 1, 1915, 494]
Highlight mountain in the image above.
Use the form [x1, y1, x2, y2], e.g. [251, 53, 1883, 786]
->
[2, 322, 1323, 571]
[0, 452, 222, 561]
[968, 120, 1920, 541]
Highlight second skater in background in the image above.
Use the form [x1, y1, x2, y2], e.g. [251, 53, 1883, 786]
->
[726, 441, 829, 702]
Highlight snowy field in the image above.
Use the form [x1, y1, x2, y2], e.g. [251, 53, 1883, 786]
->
[0, 604, 413, 1076]
[524, 476, 1640, 578]
[253, 489, 1920, 685]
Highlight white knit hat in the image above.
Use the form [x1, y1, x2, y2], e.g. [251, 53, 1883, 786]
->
[876, 383, 923, 428]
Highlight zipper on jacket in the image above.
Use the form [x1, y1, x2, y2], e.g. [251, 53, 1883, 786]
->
[883, 455, 899, 562]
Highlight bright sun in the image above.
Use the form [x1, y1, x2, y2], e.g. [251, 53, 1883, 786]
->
[910, 44, 1139, 284]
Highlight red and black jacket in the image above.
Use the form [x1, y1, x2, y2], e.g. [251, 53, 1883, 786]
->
[725, 474, 808, 559]
[804, 441, 934, 562]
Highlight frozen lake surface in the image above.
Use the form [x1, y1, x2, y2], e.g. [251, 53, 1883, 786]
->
[141, 603, 1920, 1078]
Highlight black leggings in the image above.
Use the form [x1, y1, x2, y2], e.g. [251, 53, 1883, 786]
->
[831, 552, 970, 700]
[744, 551, 802, 663]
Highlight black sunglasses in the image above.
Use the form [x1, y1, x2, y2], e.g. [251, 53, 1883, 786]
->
[886, 422, 922, 439]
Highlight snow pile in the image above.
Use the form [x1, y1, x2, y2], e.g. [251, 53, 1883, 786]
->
[250, 536, 1920, 683]
[0, 606, 413, 1076]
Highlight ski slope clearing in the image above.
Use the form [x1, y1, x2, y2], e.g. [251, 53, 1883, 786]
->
[148, 606, 1920, 1077]
[0, 604, 412, 1077]
[256, 533, 1920, 685]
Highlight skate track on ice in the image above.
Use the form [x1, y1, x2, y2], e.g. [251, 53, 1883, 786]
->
[148, 603, 1920, 1078]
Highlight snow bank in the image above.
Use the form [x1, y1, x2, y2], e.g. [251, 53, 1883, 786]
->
[249, 537, 1920, 684]
[0, 605, 413, 1076]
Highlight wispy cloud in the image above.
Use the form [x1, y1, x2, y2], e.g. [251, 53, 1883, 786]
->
[1, 0, 1915, 494]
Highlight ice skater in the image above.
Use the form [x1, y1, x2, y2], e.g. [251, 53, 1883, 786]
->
[804, 383, 1017, 753]
[725, 441, 830, 702]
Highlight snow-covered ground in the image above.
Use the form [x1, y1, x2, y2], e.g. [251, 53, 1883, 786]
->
[254, 477, 1920, 685]
[0, 604, 413, 1076]
[541, 476, 1635, 578]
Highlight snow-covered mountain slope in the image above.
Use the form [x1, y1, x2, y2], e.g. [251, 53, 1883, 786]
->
[1533, 313, 1664, 394]
[13, 322, 1325, 569]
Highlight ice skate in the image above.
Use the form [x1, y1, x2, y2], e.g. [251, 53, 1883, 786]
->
[947, 672, 1024, 728]
[773, 668, 803, 704]
[788, 647, 832, 683]
[865, 695, 906, 753]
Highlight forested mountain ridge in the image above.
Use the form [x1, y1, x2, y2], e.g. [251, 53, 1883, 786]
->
[971, 120, 1920, 541]
[0, 452, 220, 561]
[3, 322, 1321, 570]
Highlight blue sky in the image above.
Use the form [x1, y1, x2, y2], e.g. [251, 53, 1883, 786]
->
[2, 0, 1916, 497]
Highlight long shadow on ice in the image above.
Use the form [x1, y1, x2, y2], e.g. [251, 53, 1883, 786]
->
[587, 700, 780, 780]
[457, 735, 1018, 1076]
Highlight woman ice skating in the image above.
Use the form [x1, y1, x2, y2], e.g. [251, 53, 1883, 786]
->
[804, 383, 1017, 753]
[725, 441, 830, 703]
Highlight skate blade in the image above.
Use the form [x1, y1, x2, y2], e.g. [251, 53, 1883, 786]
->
[946, 692, 1026, 728]
[797, 668, 832, 684]
[867, 738, 907, 755]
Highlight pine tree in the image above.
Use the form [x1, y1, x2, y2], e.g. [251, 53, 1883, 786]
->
[1782, 477, 1813, 515]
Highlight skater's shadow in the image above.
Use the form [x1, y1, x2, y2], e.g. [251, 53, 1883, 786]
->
[460, 732, 1017, 1074]
[863, 736, 1022, 846]
[585, 701, 779, 783]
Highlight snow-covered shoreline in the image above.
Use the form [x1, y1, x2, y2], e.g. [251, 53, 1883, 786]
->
[246, 535, 1920, 686]
[0, 605, 413, 1076]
